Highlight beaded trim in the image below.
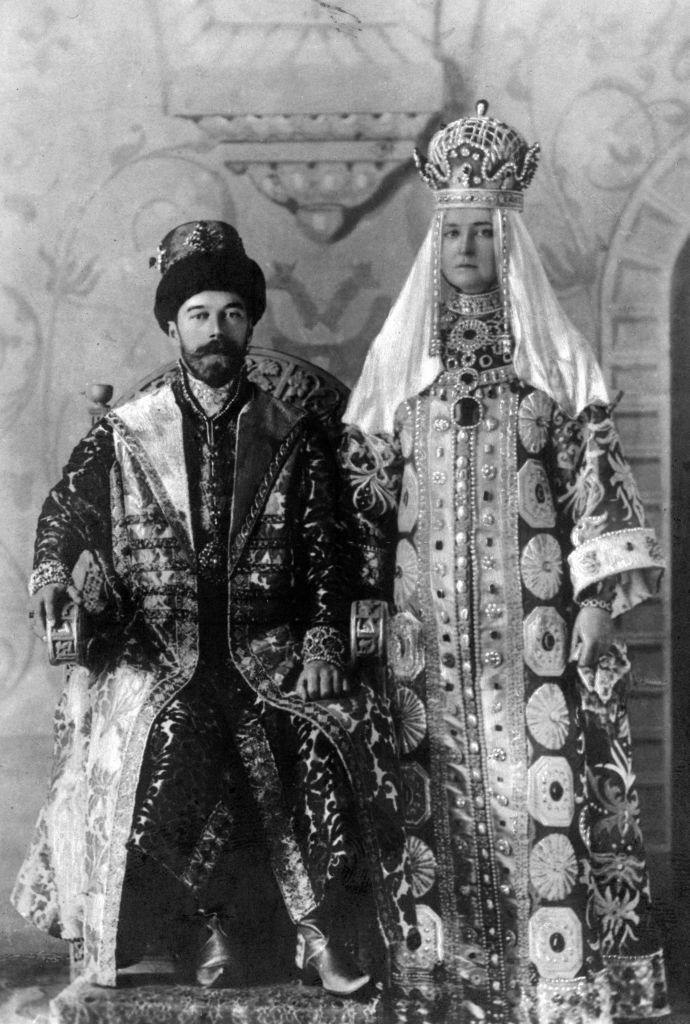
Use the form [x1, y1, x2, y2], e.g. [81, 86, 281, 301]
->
[414, 394, 463, 972]
[434, 188, 524, 211]
[499, 385, 532, 995]
[301, 625, 346, 670]
[579, 597, 613, 614]
[444, 287, 503, 318]
[568, 526, 664, 601]
[28, 560, 70, 596]
[433, 364, 516, 398]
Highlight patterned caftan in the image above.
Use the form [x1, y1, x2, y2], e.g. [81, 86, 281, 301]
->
[13, 364, 416, 985]
[340, 305, 669, 1024]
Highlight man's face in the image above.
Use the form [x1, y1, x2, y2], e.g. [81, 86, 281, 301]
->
[440, 208, 498, 294]
[169, 290, 250, 386]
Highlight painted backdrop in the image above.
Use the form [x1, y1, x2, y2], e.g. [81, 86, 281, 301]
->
[1, 0, 688, 954]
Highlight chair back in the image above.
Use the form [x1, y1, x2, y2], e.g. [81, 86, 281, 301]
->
[113, 347, 349, 431]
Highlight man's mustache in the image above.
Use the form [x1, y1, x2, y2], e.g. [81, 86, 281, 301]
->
[193, 339, 232, 357]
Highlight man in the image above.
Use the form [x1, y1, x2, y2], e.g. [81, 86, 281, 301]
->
[341, 104, 669, 1022]
[13, 221, 416, 992]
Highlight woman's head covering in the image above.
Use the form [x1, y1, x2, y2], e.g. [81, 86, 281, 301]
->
[151, 221, 266, 331]
[343, 101, 609, 435]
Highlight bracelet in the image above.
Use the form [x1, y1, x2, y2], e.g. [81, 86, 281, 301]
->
[302, 625, 346, 671]
[579, 597, 612, 614]
[28, 561, 71, 596]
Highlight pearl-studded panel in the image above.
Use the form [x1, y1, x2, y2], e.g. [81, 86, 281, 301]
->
[391, 382, 532, 1014]
[387, 380, 665, 1020]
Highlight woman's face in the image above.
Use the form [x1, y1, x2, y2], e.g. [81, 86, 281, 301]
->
[440, 208, 498, 294]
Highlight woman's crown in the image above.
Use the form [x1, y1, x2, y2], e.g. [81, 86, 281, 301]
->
[415, 100, 540, 195]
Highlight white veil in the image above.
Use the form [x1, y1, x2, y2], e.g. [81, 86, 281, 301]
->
[343, 208, 609, 435]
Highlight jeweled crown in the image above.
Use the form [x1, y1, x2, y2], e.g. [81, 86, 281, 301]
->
[414, 100, 540, 194]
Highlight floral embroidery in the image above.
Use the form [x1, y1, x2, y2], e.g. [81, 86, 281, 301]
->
[607, 448, 646, 524]
[588, 740, 642, 848]
[592, 884, 641, 951]
[339, 426, 401, 517]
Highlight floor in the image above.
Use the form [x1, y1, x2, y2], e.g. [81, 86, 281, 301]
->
[0, 953, 688, 1024]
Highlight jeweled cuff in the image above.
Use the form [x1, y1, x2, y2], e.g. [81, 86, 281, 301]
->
[568, 527, 664, 617]
[28, 560, 71, 596]
[301, 625, 347, 670]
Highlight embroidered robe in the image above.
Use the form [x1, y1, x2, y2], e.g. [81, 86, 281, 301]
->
[12, 374, 416, 985]
[340, 363, 669, 1023]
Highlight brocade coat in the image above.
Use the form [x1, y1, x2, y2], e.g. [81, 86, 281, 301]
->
[340, 346, 669, 1024]
[12, 371, 415, 985]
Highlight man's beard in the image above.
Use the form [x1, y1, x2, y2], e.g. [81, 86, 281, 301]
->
[182, 339, 246, 387]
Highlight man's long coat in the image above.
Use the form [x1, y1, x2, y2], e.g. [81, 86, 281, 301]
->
[12, 379, 415, 985]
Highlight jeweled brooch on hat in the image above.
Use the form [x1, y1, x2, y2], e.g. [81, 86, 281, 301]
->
[149, 220, 245, 276]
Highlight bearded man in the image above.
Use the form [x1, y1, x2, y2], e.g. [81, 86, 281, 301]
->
[12, 221, 416, 993]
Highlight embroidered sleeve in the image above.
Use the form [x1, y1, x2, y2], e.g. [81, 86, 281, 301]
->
[337, 424, 402, 600]
[549, 403, 664, 617]
[301, 624, 347, 670]
[33, 419, 116, 581]
[294, 420, 349, 649]
[28, 560, 71, 596]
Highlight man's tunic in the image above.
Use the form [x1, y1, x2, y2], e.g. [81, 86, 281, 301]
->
[12, 365, 416, 985]
[340, 307, 668, 1023]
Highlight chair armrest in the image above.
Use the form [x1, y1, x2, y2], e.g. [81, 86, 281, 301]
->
[46, 603, 88, 667]
[349, 599, 390, 697]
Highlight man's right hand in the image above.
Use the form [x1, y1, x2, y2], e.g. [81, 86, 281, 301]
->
[30, 583, 82, 640]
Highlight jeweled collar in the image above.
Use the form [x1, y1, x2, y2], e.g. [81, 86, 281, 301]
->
[443, 286, 502, 318]
[178, 359, 245, 419]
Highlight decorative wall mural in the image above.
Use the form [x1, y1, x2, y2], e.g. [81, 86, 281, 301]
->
[264, 261, 391, 384]
[1, 0, 689, 954]
[158, 0, 445, 240]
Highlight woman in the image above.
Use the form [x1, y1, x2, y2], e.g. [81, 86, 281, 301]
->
[341, 102, 669, 1024]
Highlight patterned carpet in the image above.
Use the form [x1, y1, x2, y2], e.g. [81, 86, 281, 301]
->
[1, 955, 689, 1024]
[0, 957, 387, 1024]
[0, 953, 70, 1024]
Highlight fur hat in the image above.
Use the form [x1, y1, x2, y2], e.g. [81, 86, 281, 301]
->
[151, 221, 266, 331]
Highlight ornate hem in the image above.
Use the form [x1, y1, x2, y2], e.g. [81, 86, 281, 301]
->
[536, 971, 612, 1024]
[606, 949, 670, 1020]
[569, 527, 664, 609]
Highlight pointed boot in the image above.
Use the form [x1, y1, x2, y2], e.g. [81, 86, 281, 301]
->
[296, 917, 371, 996]
[195, 912, 244, 988]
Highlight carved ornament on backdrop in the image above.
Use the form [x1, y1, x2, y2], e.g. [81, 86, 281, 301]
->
[158, 2, 447, 241]
[189, 111, 438, 242]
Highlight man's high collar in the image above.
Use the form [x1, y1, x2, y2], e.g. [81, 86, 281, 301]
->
[178, 359, 247, 419]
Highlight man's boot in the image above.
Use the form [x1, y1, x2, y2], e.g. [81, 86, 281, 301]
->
[195, 911, 246, 988]
[296, 915, 370, 996]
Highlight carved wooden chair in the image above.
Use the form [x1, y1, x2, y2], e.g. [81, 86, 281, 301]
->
[47, 347, 389, 689]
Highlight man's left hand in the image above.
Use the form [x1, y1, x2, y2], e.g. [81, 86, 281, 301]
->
[570, 606, 613, 668]
[295, 660, 350, 701]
